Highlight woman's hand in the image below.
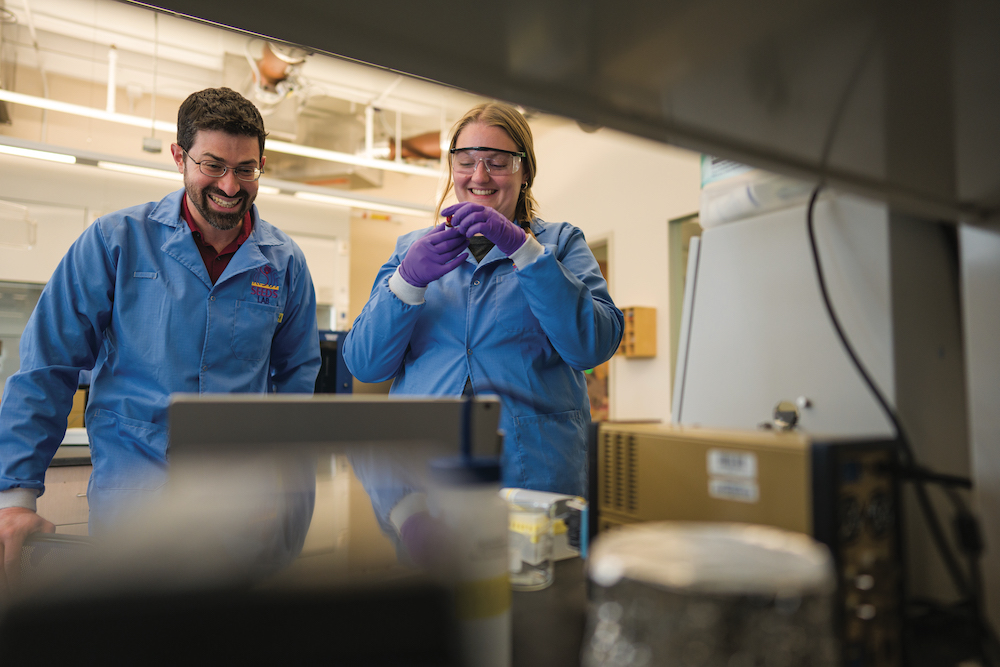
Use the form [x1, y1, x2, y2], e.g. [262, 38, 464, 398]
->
[443, 202, 527, 256]
[398, 223, 469, 288]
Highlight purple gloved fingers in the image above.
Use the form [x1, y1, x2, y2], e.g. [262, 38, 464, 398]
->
[424, 224, 469, 253]
[398, 223, 470, 288]
[441, 202, 485, 232]
[440, 202, 475, 219]
[398, 251, 468, 288]
[442, 201, 526, 256]
[399, 511, 449, 570]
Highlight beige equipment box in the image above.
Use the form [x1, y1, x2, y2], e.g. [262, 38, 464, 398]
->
[593, 422, 902, 667]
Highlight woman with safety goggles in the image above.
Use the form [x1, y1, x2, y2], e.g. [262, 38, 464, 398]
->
[343, 102, 623, 498]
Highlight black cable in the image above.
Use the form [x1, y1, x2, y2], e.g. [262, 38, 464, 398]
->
[942, 484, 1000, 666]
[805, 185, 971, 599]
[943, 489, 982, 599]
[800, 9, 992, 632]
[804, 191, 909, 462]
[803, 186, 1000, 667]
[899, 466, 972, 490]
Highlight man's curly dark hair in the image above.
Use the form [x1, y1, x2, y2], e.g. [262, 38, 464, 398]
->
[176, 87, 267, 158]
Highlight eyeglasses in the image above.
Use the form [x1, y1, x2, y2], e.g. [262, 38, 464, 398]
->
[182, 150, 263, 182]
[450, 147, 525, 175]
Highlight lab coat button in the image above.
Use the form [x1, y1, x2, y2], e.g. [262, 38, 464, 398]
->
[202, 365, 208, 371]
[209, 296, 216, 301]
[473, 280, 480, 286]
[467, 349, 472, 355]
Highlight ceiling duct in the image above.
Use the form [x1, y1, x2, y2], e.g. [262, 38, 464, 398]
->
[387, 131, 441, 161]
[277, 105, 384, 189]
[223, 48, 383, 189]
[256, 43, 308, 89]
[245, 40, 309, 115]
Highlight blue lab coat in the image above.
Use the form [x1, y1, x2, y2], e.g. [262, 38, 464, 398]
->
[0, 189, 320, 532]
[343, 218, 622, 497]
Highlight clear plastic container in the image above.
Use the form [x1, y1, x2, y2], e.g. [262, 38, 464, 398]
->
[507, 503, 554, 591]
[500, 488, 587, 559]
[699, 168, 815, 228]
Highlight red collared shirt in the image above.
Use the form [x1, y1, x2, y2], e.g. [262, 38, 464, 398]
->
[182, 196, 254, 284]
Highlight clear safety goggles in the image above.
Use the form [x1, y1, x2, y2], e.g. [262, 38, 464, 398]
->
[450, 147, 525, 175]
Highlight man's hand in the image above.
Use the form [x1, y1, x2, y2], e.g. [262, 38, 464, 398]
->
[443, 202, 527, 256]
[0, 507, 55, 595]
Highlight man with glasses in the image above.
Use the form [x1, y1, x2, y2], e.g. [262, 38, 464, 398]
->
[0, 88, 320, 588]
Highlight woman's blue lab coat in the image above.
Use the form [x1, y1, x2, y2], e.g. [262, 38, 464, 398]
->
[0, 189, 320, 531]
[343, 218, 623, 497]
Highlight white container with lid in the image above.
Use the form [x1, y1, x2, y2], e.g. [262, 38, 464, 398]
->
[429, 456, 511, 667]
[584, 522, 838, 667]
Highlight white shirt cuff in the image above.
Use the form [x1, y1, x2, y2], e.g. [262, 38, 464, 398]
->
[388, 268, 428, 306]
[0, 488, 39, 512]
[510, 234, 544, 268]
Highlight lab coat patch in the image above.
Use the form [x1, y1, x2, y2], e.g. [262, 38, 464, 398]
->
[250, 265, 280, 305]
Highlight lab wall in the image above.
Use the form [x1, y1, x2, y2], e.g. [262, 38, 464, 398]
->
[0, 154, 174, 281]
[0, 151, 351, 300]
[3, 69, 183, 170]
[347, 208, 431, 394]
[347, 168, 440, 327]
[530, 121, 702, 422]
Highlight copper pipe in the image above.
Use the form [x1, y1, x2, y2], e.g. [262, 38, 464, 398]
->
[388, 131, 442, 160]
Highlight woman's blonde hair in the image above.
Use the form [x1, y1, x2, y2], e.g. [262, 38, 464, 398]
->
[434, 102, 538, 224]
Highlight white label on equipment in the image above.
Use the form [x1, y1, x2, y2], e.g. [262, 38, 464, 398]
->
[709, 478, 760, 503]
[708, 449, 757, 478]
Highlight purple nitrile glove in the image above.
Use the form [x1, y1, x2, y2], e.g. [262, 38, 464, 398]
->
[399, 511, 449, 570]
[397, 223, 469, 288]
[442, 202, 526, 256]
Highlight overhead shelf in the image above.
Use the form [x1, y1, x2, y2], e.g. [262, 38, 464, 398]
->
[139, 0, 1000, 225]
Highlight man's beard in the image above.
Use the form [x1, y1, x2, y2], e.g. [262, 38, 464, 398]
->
[187, 182, 252, 231]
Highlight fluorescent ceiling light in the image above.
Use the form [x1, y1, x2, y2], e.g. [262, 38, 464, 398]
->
[97, 161, 183, 181]
[267, 139, 441, 178]
[0, 90, 441, 178]
[294, 191, 431, 218]
[0, 136, 429, 215]
[0, 144, 77, 164]
[0, 89, 176, 134]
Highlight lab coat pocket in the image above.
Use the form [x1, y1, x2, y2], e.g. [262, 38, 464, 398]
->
[494, 273, 544, 333]
[88, 409, 169, 491]
[232, 300, 280, 361]
[510, 409, 588, 497]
